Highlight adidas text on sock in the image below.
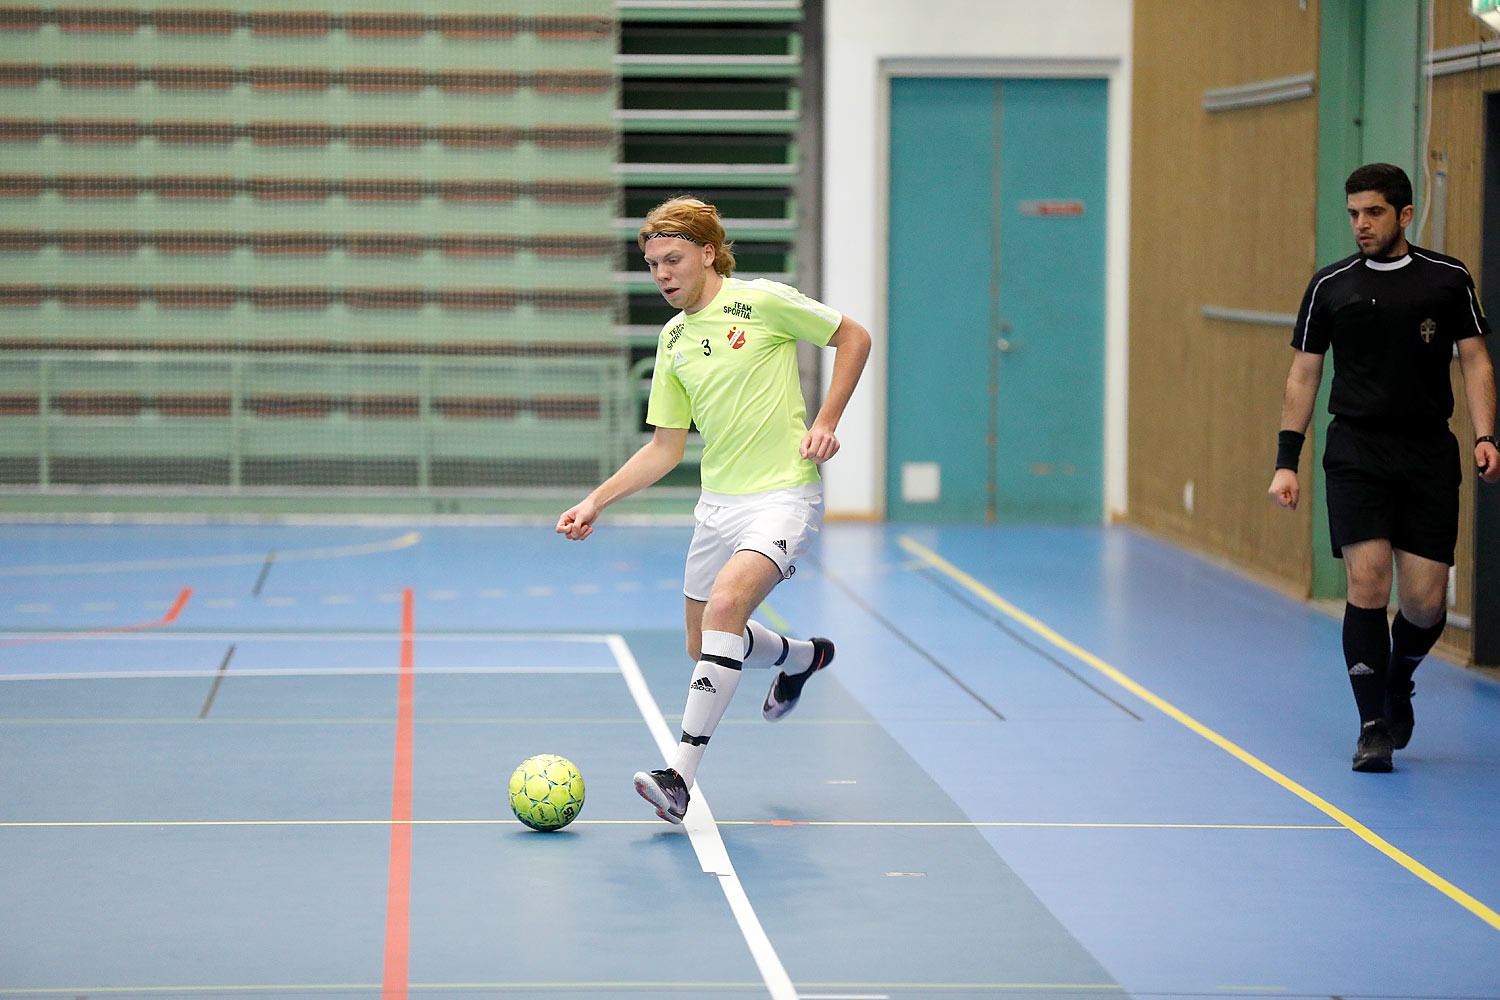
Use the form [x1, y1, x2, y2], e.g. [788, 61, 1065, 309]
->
[672, 629, 742, 787]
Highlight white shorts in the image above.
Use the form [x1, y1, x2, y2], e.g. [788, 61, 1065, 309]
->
[683, 482, 824, 602]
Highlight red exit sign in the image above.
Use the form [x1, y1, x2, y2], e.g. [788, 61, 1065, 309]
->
[1017, 199, 1085, 218]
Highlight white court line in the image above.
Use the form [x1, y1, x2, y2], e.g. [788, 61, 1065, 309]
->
[0, 531, 421, 577]
[608, 634, 797, 1000]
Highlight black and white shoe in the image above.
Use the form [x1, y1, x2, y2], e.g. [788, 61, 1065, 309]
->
[762, 636, 835, 722]
[633, 767, 689, 824]
[1352, 719, 1394, 773]
[1386, 683, 1415, 750]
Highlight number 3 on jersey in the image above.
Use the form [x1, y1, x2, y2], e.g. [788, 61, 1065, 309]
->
[701, 338, 711, 356]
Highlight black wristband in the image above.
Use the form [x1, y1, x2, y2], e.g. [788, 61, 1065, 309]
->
[1275, 430, 1305, 472]
[1479, 435, 1498, 448]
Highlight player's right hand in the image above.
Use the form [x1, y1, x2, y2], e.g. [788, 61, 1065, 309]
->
[1477, 439, 1500, 484]
[556, 501, 598, 540]
[1268, 468, 1300, 510]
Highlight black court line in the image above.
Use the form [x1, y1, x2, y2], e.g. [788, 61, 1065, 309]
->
[917, 568, 1143, 720]
[807, 555, 1006, 721]
[198, 643, 236, 718]
[251, 551, 276, 597]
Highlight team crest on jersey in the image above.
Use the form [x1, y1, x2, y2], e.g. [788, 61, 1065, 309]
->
[726, 327, 746, 349]
[1419, 318, 1436, 343]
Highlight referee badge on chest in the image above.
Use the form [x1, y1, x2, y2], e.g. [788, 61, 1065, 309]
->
[1419, 318, 1437, 343]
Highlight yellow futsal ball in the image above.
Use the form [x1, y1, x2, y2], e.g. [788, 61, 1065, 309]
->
[508, 754, 585, 832]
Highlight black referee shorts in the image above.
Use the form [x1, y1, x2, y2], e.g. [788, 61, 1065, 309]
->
[1322, 418, 1460, 564]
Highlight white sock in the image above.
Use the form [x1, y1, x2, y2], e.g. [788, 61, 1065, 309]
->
[670, 629, 742, 787]
[742, 619, 814, 673]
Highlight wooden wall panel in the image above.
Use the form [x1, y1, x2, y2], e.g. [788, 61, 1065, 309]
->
[1129, 0, 1320, 592]
[1422, 0, 1498, 656]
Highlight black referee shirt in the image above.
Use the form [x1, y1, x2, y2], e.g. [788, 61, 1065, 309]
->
[1292, 245, 1490, 429]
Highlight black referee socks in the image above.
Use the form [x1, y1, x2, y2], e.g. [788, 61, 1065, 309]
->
[1389, 610, 1446, 696]
[1342, 603, 1391, 726]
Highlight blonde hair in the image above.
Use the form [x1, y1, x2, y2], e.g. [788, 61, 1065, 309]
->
[637, 196, 736, 276]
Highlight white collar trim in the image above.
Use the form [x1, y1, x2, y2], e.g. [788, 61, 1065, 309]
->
[1363, 254, 1412, 271]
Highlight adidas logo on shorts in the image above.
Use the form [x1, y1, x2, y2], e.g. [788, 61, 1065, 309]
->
[691, 676, 716, 693]
[773, 539, 787, 553]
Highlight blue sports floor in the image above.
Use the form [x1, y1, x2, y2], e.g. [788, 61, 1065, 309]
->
[1, 518, 1498, 999]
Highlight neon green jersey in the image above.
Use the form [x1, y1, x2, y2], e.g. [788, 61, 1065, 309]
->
[646, 277, 842, 494]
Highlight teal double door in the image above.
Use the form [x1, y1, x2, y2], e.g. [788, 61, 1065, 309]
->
[886, 76, 1107, 522]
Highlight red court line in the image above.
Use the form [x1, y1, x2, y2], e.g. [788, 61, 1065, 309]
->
[0, 587, 192, 647]
[382, 587, 415, 1000]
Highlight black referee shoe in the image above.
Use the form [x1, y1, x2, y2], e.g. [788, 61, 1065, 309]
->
[1352, 719, 1394, 773]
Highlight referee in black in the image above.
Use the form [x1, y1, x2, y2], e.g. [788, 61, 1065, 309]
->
[1268, 163, 1498, 773]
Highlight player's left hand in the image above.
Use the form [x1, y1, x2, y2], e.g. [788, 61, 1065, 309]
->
[1477, 440, 1500, 483]
[800, 424, 840, 463]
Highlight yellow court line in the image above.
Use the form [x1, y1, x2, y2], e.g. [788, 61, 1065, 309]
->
[0, 988, 379, 996]
[758, 599, 793, 634]
[1213, 988, 1288, 993]
[793, 985, 1120, 993]
[0, 985, 759, 996]
[898, 535, 1500, 935]
[0, 819, 1341, 830]
[731, 821, 1340, 830]
[0, 716, 875, 727]
[0, 983, 1123, 996]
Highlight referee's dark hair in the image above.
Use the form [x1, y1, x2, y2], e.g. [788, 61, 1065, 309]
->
[1345, 162, 1413, 212]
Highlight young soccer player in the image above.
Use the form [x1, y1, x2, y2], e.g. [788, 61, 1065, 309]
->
[556, 196, 871, 822]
